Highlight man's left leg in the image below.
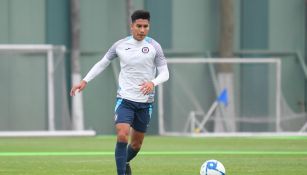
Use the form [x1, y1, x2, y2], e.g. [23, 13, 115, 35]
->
[126, 103, 152, 175]
[127, 129, 144, 162]
[126, 129, 144, 175]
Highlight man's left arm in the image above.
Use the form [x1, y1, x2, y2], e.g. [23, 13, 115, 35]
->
[152, 65, 169, 86]
[140, 39, 169, 95]
[140, 65, 169, 95]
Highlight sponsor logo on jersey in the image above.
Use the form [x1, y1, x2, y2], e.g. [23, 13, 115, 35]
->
[142, 47, 149, 53]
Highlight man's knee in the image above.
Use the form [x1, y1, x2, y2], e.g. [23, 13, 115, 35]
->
[116, 124, 130, 142]
[117, 133, 129, 142]
[130, 140, 143, 150]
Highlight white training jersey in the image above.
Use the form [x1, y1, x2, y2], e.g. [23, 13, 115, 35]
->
[83, 36, 168, 103]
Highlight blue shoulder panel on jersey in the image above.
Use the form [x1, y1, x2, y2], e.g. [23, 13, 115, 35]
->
[145, 37, 153, 43]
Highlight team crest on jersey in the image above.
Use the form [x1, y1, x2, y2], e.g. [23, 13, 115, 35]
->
[142, 47, 149, 53]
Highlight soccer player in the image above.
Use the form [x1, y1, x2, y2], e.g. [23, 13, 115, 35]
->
[70, 10, 169, 175]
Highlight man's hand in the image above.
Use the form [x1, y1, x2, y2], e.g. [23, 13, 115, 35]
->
[70, 80, 87, 96]
[140, 81, 154, 95]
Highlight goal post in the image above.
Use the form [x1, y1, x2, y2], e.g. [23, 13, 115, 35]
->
[157, 57, 297, 136]
[0, 44, 95, 137]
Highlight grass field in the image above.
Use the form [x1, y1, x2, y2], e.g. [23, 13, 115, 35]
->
[0, 136, 307, 175]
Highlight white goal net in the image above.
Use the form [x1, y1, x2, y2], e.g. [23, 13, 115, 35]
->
[0, 45, 95, 137]
[158, 58, 307, 136]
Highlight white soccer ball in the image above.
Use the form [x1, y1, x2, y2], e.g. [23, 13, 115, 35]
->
[200, 159, 226, 175]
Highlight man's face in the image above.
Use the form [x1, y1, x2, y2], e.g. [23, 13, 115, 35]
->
[131, 19, 150, 41]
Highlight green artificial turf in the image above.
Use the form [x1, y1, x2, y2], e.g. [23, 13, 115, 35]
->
[0, 136, 306, 175]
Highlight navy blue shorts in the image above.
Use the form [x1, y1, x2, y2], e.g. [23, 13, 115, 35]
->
[114, 98, 153, 133]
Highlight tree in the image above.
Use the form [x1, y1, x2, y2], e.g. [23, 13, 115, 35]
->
[70, 0, 84, 130]
[215, 0, 236, 132]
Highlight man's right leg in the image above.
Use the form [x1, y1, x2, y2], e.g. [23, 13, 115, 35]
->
[114, 99, 135, 175]
[115, 123, 130, 175]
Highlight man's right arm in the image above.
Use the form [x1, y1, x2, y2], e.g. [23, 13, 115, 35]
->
[70, 80, 87, 96]
[70, 38, 124, 96]
[83, 38, 127, 82]
[83, 57, 111, 83]
[70, 56, 111, 96]
[70, 57, 111, 96]
[83, 38, 122, 82]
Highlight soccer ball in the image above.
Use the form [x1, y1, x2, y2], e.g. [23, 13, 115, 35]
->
[200, 160, 226, 175]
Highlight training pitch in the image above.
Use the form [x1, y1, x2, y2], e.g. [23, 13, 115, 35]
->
[0, 136, 306, 174]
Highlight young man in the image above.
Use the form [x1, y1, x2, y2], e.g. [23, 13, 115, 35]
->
[70, 10, 169, 175]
